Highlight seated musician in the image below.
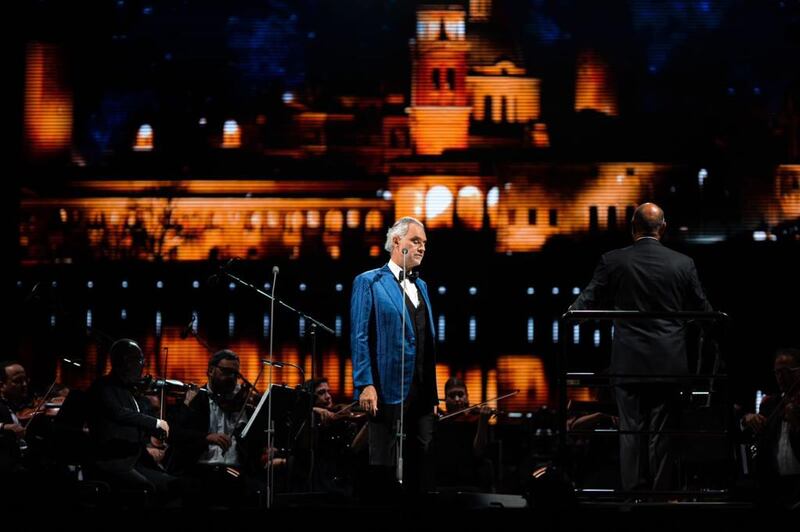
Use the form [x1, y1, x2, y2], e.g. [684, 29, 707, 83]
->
[85, 339, 179, 504]
[167, 349, 265, 507]
[435, 376, 495, 492]
[0, 360, 29, 474]
[740, 347, 800, 509]
[310, 377, 364, 429]
[311, 377, 336, 426]
[292, 377, 366, 497]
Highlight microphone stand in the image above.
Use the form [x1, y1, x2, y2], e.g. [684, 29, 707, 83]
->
[181, 314, 218, 355]
[266, 266, 278, 509]
[397, 248, 408, 485]
[308, 321, 317, 492]
[218, 264, 334, 507]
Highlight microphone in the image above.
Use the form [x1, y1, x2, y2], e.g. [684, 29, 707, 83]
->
[222, 257, 239, 270]
[180, 316, 196, 339]
[272, 265, 279, 275]
[208, 258, 239, 286]
[261, 359, 305, 378]
[401, 248, 409, 255]
[24, 282, 42, 304]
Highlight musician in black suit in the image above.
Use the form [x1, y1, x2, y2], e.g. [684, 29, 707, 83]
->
[570, 202, 712, 494]
[86, 338, 176, 500]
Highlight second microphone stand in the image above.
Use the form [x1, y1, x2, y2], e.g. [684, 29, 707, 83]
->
[219, 264, 334, 507]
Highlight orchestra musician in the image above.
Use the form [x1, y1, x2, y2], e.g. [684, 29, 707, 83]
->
[0, 360, 29, 474]
[302, 377, 367, 496]
[166, 349, 266, 508]
[85, 339, 179, 504]
[741, 347, 800, 509]
[435, 377, 496, 492]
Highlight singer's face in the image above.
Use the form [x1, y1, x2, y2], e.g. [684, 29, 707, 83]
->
[392, 223, 427, 270]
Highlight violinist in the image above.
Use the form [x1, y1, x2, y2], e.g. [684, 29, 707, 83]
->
[312, 377, 336, 426]
[741, 347, 800, 508]
[85, 339, 178, 503]
[435, 377, 496, 492]
[0, 360, 29, 473]
[300, 377, 366, 496]
[311, 377, 365, 429]
[168, 349, 264, 508]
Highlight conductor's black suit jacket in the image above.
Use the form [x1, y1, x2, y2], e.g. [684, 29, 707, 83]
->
[571, 238, 712, 383]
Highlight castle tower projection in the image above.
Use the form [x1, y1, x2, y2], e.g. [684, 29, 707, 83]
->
[575, 49, 617, 116]
[24, 42, 73, 156]
[469, 0, 492, 22]
[409, 4, 472, 155]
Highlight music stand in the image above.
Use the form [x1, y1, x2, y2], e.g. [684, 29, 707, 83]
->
[239, 384, 312, 454]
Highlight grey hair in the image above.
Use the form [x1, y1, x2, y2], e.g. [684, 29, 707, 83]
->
[384, 216, 424, 252]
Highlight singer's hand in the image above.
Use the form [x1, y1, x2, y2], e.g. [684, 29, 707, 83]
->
[360, 385, 378, 416]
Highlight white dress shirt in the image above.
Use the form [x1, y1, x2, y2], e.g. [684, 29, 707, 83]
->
[388, 261, 419, 308]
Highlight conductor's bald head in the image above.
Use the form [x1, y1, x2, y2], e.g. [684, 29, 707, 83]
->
[632, 202, 666, 240]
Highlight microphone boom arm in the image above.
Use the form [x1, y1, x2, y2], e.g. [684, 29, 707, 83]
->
[219, 269, 334, 335]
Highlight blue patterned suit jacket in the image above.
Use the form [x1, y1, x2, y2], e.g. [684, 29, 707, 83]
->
[350, 264, 436, 405]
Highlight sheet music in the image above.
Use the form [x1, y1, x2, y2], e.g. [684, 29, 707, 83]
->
[239, 384, 272, 439]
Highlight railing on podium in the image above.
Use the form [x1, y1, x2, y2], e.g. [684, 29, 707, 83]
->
[558, 309, 731, 501]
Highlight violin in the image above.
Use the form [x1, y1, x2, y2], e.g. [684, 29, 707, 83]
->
[16, 380, 66, 427]
[210, 375, 264, 416]
[315, 402, 368, 457]
[329, 402, 368, 423]
[138, 375, 201, 396]
[438, 390, 519, 422]
[17, 396, 65, 425]
[211, 385, 250, 413]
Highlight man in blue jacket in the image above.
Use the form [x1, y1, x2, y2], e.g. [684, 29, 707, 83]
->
[351, 216, 438, 497]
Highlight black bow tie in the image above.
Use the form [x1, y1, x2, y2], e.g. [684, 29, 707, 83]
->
[398, 270, 419, 282]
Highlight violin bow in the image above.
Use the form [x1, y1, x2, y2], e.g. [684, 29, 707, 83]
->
[20, 378, 59, 429]
[438, 389, 520, 421]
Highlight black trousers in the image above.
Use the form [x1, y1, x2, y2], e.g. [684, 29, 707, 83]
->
[614, 383, 681, 492]
[366, 399, 436, 495]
